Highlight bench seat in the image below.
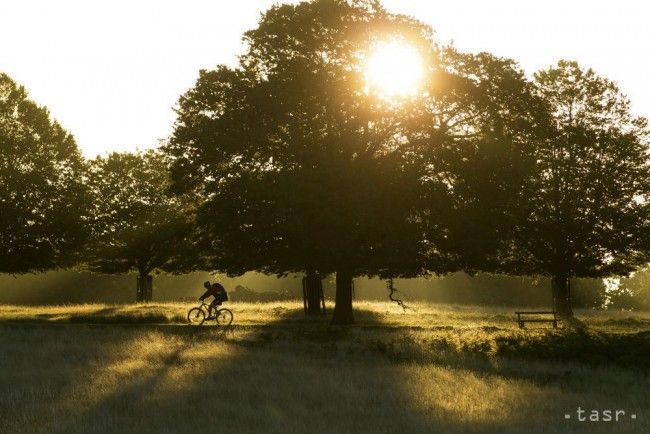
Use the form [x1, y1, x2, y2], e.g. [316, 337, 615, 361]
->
[516, 311, 560, 329]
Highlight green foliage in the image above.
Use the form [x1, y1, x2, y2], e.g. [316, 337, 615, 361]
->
[408, 49, 550, 272]
[165, 2, 650, 321]
[85, 150, 198, 277]
[609, 268, 650, 310]
[0, 73, 88, 273]
[166, 0, 434, 281]
[514, 61, 650, 279]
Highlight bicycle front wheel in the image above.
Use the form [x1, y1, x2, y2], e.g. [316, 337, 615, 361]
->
[187, 307, 206, 325]
[216, 308, 233, 326]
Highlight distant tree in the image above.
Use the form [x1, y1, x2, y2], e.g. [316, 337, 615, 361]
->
[514, 61, 650, 320]
[0, 73, 88, 273]
[86, 151, 197, 301]
[166, 0, 435, 323]
[611, 268, 650, 310]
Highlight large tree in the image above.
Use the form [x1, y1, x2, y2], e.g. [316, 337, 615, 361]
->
[166, 0, 435, 323]
[86, 151, 197, 301]
[514, 61, 650, 320]
[0, 73, 88, 273]
[407, 50, 550, 276]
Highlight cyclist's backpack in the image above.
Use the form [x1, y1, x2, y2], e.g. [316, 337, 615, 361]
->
[221, 289, 229, 302]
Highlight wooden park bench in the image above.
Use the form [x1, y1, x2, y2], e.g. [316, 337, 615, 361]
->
[515, 311, 560, 329]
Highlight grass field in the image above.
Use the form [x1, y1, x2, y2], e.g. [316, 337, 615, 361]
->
[1, 301, 648, 433]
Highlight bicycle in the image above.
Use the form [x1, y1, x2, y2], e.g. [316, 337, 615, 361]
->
[187, 300, 233, 326]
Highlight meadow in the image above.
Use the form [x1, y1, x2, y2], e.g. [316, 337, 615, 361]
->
[1, 301, 648, 433]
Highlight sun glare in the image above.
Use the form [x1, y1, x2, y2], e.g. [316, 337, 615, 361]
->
[365, 41, 424, 98]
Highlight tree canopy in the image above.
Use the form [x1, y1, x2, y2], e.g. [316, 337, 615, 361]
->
[2, 1, 650, 324]
[0, 73, 88, 273]
[166, 1, 650, 323]
[85, 151, 197, 301]
[514, 61, 650, 317]
[166, 0, 437, 322]
[407, 49, 550, 274]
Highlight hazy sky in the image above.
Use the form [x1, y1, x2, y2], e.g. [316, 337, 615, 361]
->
[2, 0, 649, 157]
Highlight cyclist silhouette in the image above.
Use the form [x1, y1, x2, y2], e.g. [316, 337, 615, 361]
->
[199, 281, 227, 313]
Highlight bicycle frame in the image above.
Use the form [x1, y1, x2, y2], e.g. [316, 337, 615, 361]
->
[196, 300, 211, 316]
[198, 300, 222, 318]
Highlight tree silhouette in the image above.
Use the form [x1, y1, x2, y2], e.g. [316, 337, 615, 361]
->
[515, 61, 650, 320]
[166, 0, 434, 323]
[85, 151, 197, 301]
[0, 73, 88, 273]
[407, 49, 549, 274]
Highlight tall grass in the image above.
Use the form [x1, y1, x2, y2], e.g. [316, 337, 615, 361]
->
[0, 302, 648, 433]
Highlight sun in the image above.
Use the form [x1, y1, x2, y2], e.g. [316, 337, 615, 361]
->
[364, 41, 424, 98]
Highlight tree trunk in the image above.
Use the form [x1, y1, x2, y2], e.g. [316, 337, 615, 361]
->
[136, 273, 153, 302]
[331, 270, 354, 325]
[552, 274, 573, 319]
[303, 271, 323, 316]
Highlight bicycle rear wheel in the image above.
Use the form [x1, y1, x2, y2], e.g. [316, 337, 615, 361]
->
[216, 308, 233, 326]
[187, 307, 206, 325]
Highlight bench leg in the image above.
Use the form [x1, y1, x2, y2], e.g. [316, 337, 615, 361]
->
[518, 321, 524, 329]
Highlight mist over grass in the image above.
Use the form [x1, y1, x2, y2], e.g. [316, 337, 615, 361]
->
[1, 302, 648, 433]
[0, 271, 623, 309]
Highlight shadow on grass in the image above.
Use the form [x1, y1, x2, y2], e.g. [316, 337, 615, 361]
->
[3, 306, 648, 434]
[1, 305, 187, 325]
[42, 309, 429, 434]
[360, 326, 650, 370]
[494, 329, 650, 368]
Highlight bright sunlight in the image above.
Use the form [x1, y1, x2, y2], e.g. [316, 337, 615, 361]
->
[364, 41, 424, 98]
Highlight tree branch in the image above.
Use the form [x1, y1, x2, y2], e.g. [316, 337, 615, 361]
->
[387, 278, 413, 312]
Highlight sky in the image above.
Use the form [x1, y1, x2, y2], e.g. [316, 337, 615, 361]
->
[1, 0, 649, 157]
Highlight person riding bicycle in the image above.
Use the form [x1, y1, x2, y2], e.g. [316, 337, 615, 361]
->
[199, 281, 228, 313]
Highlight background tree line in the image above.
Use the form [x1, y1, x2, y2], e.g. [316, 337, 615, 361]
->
[0, 269, 626, 309]
[1, 0, 649, 324]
